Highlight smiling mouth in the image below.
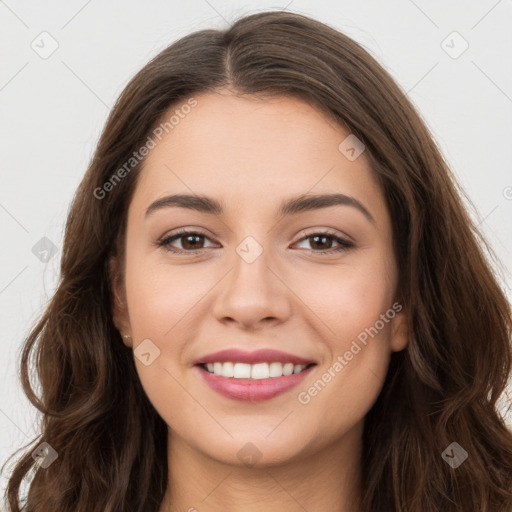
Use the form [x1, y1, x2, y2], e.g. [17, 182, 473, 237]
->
[198, 361, 317, 379]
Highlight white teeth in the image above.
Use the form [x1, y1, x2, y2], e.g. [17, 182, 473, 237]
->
[269, 362, 283, 377]
[233, 363, 251, 378]
[283, 363, 294, 376]
[222, 361, 234, 377]
[251, 363, 269, 379]
[214, 361, 234, 377]
[203, 361, 310, 379]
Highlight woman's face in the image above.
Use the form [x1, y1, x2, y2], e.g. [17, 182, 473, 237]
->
[112, 90, 408, 467]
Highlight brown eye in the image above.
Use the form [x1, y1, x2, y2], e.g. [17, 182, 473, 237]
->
[157, 230, 215, 254]
[295, 231, 353, 254]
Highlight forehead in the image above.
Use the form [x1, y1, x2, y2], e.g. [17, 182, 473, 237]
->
[130, 91, 388, 224]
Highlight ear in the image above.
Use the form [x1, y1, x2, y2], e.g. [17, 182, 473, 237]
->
[108, 255, 132, 347]
[389, 303, 408, 352]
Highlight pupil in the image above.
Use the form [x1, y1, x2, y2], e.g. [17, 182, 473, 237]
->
[183, 235, 202, 250]
[312, 235, 331, 250]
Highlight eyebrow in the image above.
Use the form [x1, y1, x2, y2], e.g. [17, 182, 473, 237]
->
[145, 193, 375, 223]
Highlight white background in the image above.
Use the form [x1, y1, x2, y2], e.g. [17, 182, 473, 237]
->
[1, 0, 511, 504]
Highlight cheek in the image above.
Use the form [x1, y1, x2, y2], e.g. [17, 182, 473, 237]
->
[122, 250, 207, 403]
[124, 253, 204, 340]
[291, 250, 395, 347]
[122, 263, 209, 435]
[289, 252, 395, 431]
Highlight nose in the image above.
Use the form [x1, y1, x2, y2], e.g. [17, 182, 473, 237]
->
[211, 243, 292, 330]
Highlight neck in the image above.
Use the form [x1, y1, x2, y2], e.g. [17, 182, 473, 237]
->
[159, 421, 364, 512]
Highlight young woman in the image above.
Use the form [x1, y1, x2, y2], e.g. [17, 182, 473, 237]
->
[3, 10, 512, 512]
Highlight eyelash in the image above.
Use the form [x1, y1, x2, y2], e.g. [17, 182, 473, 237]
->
[156, 228, 354, 256]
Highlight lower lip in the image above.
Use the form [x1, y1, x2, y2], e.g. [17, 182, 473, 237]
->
[196, 364, 315, 402]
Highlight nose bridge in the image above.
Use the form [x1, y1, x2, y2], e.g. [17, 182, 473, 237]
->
[212, 233, 292, 326]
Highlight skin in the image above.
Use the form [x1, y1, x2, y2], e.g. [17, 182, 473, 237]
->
[111, 90, 408, 512]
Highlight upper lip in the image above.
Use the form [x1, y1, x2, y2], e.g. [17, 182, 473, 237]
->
[194, 348, 316, 366]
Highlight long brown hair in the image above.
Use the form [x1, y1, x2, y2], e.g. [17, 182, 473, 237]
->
[3, 10, 512, 512]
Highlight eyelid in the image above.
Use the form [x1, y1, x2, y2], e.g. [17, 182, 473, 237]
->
[297, 227, 354, 243]
[157, 227, 218, 249]
[293, 228, 354, 254]
[158, 226, 217, 243]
